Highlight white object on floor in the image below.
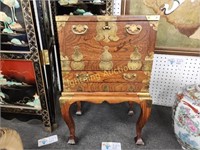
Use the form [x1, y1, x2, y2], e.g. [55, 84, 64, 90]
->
[38, 135, 58, 147]
[101, 142, 121, 150]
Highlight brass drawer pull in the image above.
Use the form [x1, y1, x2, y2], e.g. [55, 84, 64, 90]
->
[102, 22, 111, 30]
[125, 24, 142, 34]
[76, 73, 89, 81]
[123, 73, 137, 81]
[72, 24, 88, 34]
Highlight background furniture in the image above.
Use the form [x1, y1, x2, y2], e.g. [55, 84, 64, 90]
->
[0, 0, 61, 132]
[56, 15, 159, 145]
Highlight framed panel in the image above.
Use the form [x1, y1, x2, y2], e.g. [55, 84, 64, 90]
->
[122, 0, 200, 54]
[0, 59, 41, 110]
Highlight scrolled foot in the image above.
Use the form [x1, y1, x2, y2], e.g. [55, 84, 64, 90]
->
[135, 137, 144, 145]
[67, 137, 77, 145]
[76, 110, 82, 116]
[128, 110, 134, 116]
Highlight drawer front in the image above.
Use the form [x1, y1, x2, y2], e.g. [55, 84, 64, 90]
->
[60, 56, 153, 71]
[62, 71, 151, 83]
[58, 20, 156, 62]
[63, 82, 149, 92]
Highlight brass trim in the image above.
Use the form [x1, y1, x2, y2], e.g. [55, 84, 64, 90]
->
[41, 50, 50, 65]
[123, 73, 137, 81]
[55, 16, 69, 22]
[146, 15, 160, 21]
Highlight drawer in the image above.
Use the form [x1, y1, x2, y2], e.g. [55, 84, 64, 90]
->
[57, 20, 155, 61]
[60, 58, 153, 71]
[62, 71, 151, 83]
[63, 82, 149, 92]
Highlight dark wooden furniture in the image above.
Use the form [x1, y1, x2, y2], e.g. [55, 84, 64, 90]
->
[0, 0, 61, 132]
[56, 15, 159, 145]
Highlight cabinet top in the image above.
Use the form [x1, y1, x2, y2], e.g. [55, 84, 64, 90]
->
[55, 15, 160, 22]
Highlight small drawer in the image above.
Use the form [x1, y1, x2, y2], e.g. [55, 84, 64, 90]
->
[63, 82, 149, 92]
[62, 71, 151, 83]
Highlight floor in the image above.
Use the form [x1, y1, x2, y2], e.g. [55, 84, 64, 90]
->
[1, 102, 182, 150]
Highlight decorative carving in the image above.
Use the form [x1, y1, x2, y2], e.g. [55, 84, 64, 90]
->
[71, 46, 85, 70]
[125, 24, 142, 35]
[123, 73, 137, 81]
[72, 24, 88, 35]
[128, 47, 142, 70]
[143, 52, 154, 71]
[95, 16, 119, 42]
[99, 46, 113, 70]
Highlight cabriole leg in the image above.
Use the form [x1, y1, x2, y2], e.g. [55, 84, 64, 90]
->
[61, 102, 77, 144]
[135, 100, 152, 145]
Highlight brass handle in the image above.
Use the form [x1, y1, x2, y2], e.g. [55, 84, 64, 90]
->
[123, 73, 137, 81]
[125, 24, 142, 34]
[76, 73, 89, 81]
[72, 24, 88, 34]
[102, 22, 111, 30]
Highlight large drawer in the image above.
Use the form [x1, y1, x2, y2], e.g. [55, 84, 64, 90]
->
[62, 71, 151, 83]
[63, 82, 149, 92]
[57, 17, 157, 61]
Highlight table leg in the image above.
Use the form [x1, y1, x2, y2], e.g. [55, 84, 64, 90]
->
[61, 102, 77, 144]
[76, 101, 82, 115]
[128, 102, 134, 116]
[135, 100, 152, 145]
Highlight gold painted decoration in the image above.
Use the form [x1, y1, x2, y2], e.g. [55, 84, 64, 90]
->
[125, 24, 142, 35]
[123, 73, 137, 81]
[72, 24, 88, 35]
[99, 46, 113, 70]
[71, 46, 85, 70]
[128, 47, 142, 70]
[95, 16, 119, 42]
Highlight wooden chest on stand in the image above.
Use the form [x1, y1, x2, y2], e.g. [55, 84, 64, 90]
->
[56, 15, 160, 145]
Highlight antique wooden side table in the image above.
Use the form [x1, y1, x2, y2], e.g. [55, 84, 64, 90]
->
[56, 15, 160, 145]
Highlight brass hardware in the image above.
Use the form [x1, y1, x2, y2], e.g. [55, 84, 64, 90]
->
[143, 52, 154, 71]
[142, 71, 151, 83]
[128, 47, 142, 70]
[56, 16, 69, 22]
[97, 16, 117, 21]
[95, 18, 119, 42]
[72, 24, 88, 35]
[76, 73, 89, 81]
[102, 22, 111, 30]
[103, 85, 109, 92]
[141, 84, 149, 92]
[60, 53, 71, 71]
[123, 73, 137, 81]
[146, 15, 160, 21]
[41, 49, 50, 65]
[99, 46, 113, 70]
[149, 21, 159, 31]
[56, 22, 66, 31]
[128, 86, 135, 92]
[71, 46, 85, 70]
[137, 92, 151, 101]
[125, 24, 142, 35]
